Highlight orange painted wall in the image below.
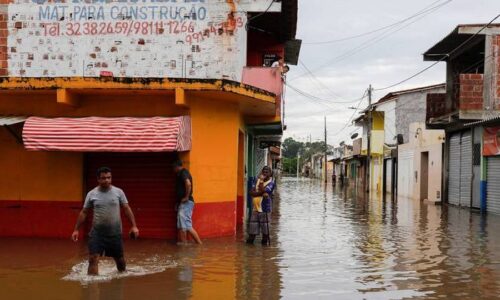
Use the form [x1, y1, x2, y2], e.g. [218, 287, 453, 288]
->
[187, 97, 240, 204]
[0, 93, 187, 202]
[0, 128, 82, 201]
[0, 93, 186, 117]
[0, 92, 242, 205]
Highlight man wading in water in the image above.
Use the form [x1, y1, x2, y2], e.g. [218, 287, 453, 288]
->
[247, 166, 275, 245]
[71, 167, 139, 275]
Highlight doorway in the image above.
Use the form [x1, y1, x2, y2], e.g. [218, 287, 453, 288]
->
[85, 153, 177, 239]
[420, 152, 429, 201]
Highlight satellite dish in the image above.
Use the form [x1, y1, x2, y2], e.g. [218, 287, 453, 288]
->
[351, 133, 359, 139]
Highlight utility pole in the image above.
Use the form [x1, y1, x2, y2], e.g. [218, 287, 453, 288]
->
[324, 116, 328, 184]
[297, 153, 300, 178]
[366, 85, 372, 194]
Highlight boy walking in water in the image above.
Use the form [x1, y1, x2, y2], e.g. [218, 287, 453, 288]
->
[71, 167, 139, 275]
[247, 166, 275, 245]
[173, 159, 202, 245]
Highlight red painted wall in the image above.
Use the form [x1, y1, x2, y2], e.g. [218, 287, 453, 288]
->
[0, 199, 236, 239]
[0, 200, 81, 238]
[247, 31, 285, 67]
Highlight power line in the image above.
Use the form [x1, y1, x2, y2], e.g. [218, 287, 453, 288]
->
[290, 0, 451, 81]
[297, 60, 369, 104]
[373, 14, 500, 92]
[304, 0, 451, 45]
[285, 82, 367, 106]
[331, 90, 368, 137]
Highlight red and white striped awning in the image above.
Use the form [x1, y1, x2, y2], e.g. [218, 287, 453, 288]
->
[23, 116, 191, 152]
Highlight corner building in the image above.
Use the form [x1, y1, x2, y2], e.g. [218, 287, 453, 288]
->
[0, 0, 299, 238]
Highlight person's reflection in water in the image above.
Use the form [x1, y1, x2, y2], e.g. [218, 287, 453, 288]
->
[174, 245, 199, 298]
[83, 279, 124, 300]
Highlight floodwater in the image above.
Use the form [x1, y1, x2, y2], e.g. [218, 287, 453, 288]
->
[2, 178, 500, 299]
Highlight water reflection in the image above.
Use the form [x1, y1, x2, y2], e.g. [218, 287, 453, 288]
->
[3, 178, 500, 299]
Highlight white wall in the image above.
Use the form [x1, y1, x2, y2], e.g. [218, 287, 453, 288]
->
[6, 0, 277, 80]
[398, 147, 415, 199]
[397, 122, 445, 203]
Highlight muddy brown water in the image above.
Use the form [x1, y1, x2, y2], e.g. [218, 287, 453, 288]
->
[2, 177, 500, 299]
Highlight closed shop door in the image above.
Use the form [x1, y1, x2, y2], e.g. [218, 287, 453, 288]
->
[448, 133, 461, 206]
[86, 153, 177, 239]
[487, 157, 500, 214]
[459, 131, 472, 207]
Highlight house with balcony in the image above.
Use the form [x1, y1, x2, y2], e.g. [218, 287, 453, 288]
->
[424, 23, 500, 213]
[0, 0, 299, 238]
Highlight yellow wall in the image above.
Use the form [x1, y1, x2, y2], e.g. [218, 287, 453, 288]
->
[188, 97, 240, 203]
[0, 128, 82, 201]
[372, 111, 384, 130]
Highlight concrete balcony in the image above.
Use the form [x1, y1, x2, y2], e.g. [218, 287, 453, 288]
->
[242, 67, 283, 118]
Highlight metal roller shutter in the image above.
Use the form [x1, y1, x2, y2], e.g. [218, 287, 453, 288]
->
[459, 131, 472, 207]
[448, 133, 461, 206]
[85, 153, 177, 239]
[487, 157, 500, 214]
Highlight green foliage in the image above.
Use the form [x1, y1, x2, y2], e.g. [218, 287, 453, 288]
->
[282, 137, 303, 158]
[281, 137, 334, 171]
[282, 157, 298, 174]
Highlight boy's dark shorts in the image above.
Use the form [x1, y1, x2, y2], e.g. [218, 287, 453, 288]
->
[88, 234, 124, 258]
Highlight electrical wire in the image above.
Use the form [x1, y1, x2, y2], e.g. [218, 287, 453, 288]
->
[290, 0, 451, 82]
[331, 90, 368, 137]
[373, 13, 500, 92]
[304, 0, 451, 45]
[298, 60, 368, 103]
[286, 82, 367, 106]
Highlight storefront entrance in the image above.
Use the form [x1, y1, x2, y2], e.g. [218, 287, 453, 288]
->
[85, 153, 177, 239]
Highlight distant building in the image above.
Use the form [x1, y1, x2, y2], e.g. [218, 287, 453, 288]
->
[355, 84, 446, 198]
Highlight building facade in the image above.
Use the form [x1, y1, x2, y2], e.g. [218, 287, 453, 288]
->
[0, 0, 299, 238]
[425, 24, 500, 213]
[355, 84, 446, 199]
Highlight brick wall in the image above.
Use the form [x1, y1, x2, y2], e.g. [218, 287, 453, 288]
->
[459, 74, 484, 111]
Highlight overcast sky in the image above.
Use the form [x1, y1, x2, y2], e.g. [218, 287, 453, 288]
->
[284, 0, 499, 145]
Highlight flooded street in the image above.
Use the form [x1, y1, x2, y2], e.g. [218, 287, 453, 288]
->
[3, 177, 500, 299]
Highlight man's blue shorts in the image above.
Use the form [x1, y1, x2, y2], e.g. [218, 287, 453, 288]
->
[177, 201, 194, 230]
[88, 234, 124, 258]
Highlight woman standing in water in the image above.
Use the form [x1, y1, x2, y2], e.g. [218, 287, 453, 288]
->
[247, 166, 275, 246]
